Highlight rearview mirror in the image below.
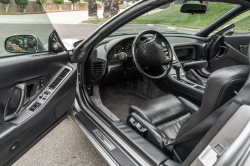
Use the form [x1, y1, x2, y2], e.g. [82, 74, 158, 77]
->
[5, 35, 38, 53]
[180, 3, 207, 14]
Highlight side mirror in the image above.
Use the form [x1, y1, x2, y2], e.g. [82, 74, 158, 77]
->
[180, 3, 207, 14]
[5, 35, 39, 53]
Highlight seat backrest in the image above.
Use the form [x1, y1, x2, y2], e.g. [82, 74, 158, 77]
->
[183, 47, 250, 166]
[177, 65, 249, 139]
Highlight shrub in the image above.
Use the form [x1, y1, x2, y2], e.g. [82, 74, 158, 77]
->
[53, 0, 64, 4]
[15, 0, 28, 9]
[0, 0, 10, 4]
[36, 0, 48, 5]
[69, 0, 80, 3]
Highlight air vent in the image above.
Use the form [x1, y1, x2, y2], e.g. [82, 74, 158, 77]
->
[90, 62, 104, 82]
[49, 68, 70, 89]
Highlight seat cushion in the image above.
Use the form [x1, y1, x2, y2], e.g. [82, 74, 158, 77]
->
[157, 113, 191, 140]
[129, 94, 192, 126]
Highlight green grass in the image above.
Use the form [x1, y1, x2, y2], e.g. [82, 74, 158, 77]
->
[82, 18, 109, 24]
[130, 3, 238, 30]
[220, 11, 250, 33]
[82, 3, 250, 33]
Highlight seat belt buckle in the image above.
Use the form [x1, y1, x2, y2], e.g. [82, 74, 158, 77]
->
[211, 142, 228, 157]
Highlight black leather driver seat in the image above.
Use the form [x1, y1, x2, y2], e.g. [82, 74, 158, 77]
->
[127, 65, 249, 161]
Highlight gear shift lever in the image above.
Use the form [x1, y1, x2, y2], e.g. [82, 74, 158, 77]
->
[173, 64, 181, 80]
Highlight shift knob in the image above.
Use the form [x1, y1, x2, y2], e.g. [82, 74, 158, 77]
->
[173, 64, 181, 80]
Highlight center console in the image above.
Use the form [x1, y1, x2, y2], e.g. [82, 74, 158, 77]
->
[169, 55, 206, 92]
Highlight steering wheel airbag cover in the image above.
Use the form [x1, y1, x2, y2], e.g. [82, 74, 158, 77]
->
[137, 39, 165, 67]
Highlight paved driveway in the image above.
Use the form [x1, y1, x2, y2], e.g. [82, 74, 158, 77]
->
[13, 117, 109, 166]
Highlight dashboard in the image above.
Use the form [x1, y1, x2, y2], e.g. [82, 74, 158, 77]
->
[86, 34, 206, 85]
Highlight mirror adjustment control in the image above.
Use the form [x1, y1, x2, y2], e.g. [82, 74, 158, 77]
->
[42, 91, 51, 100]
[44, 91, 50, 95]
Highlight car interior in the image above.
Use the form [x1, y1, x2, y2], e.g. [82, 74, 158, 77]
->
[74, 0, 250, 165]
[1, 0, 250, 165]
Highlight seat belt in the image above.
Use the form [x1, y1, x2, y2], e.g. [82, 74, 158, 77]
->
[181, 102, 241, 166]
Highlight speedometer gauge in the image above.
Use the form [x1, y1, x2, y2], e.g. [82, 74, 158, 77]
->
[125, 44, 132, 55]
[114, 45, 125, 54]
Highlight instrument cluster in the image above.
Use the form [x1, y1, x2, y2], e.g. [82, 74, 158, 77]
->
[108, 39, 133, 64]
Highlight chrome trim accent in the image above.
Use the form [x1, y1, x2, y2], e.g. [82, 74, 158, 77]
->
[73, 100, 150, 166]
[69, 110, 119, 166]
[27, 66, 72, 111]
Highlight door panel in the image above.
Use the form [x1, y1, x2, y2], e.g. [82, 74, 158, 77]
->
[208, 35, 250, 71]
[223, 35, 250, 55]
[0, 52, 77, 165]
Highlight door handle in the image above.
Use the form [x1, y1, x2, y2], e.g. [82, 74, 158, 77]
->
[238, 45, 249, 55]
[4, 83, 27, 121]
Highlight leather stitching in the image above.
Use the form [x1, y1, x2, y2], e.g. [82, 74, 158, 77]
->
[214, 78, 247, 110]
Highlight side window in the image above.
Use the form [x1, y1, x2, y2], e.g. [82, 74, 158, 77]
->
[217, 10, 250, 34]
[0, 4, 54, 57]
[234, 13, 250, 33]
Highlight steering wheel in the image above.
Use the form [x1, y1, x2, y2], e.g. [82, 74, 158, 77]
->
[132, 30, 173, 79]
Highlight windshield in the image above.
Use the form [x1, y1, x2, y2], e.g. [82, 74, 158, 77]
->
[112, 1, 237, 35]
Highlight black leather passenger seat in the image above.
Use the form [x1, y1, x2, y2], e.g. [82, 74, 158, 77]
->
[129, 94, 197, 127]
[127, 65, 249, 161]
[127, 94, 197, 149]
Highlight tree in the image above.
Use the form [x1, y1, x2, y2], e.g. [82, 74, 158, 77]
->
[69, 0, 80, 10]
[123, 0, 127, 7]
[15, 0, 29, 13]
[109, 0, 119, 18]
[36, 0, 48, 12]
[204, 1, 209, 11]
[103, 0, 111, 18]
[0, 0, 10, 13]
[53, 0, 64, 11]
[88, 0, 98, 20]
[97, 0, 104, 10]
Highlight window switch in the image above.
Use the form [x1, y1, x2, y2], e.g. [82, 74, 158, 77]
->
[29, 106, 36, 111]
[29, 102, 41, 111]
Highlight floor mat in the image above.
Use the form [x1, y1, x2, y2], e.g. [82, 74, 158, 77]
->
[101, 86, 148, 123]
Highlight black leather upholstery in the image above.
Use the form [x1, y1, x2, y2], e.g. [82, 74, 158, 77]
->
[177, 65, 249, 138]
[128, 94, 195, 149]
[111, 121, 170, 166]
[128, 65, 249, 161]
[177, 97, 199, 114]
[129, 94, 191, 126]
